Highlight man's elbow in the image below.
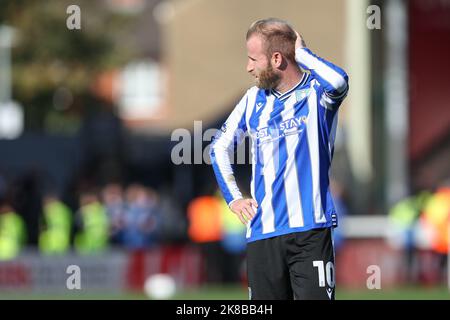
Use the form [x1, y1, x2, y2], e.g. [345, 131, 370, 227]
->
[209, 144, 217, 164]
[335, 71, 349, 95]
[209, 143, 225, 164]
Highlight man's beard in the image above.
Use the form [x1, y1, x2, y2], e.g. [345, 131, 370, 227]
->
[256, 63, 281, 90]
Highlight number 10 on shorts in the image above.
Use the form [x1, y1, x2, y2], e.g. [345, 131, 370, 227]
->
[313, 261, 335, 288]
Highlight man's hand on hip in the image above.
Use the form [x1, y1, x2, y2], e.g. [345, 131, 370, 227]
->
[230, 198, 258, 225]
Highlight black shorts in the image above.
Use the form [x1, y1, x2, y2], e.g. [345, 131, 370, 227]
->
[246, 227, 335, 300]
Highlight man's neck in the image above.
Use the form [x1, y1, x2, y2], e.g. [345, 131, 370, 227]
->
[275, 66, 303, 94]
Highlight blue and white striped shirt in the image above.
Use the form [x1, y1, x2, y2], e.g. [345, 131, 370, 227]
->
[210, 47, 349, 243]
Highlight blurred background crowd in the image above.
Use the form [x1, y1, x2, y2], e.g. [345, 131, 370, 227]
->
[0, 0, 449, 298]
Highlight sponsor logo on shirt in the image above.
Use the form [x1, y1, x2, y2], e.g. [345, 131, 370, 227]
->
[254, 115, 308, 146]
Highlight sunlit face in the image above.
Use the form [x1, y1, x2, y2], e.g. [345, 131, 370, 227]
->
[246, 35, 281, 90]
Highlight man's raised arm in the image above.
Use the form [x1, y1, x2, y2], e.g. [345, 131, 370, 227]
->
[294, 32, 349, 101]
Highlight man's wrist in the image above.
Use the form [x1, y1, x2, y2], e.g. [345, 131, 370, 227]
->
[228, 198, 243, 209]
[295, 46, 308, 56]
[295, 47, 311, 65]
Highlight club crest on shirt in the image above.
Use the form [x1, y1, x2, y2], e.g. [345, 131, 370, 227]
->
[295, 88, 311, 102]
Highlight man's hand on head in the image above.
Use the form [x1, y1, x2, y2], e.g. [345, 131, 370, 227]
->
[230, 198, 258, 225]
[295, 31, 306, 50]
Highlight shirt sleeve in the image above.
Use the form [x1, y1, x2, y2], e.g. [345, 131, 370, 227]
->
[295, 47, 349, 104]
[209, 92, 248, 206]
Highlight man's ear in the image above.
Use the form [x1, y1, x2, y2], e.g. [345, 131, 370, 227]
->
[271, 52, 283, 68]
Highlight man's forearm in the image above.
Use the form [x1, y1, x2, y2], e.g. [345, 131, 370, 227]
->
[210, 143, 243, 205]
[295, 47, 348, 97]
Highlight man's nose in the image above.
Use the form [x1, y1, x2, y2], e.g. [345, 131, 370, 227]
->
[246, 61, 253, 73]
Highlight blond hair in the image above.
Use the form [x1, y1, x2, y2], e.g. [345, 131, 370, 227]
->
[246, 18, 297, 63]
